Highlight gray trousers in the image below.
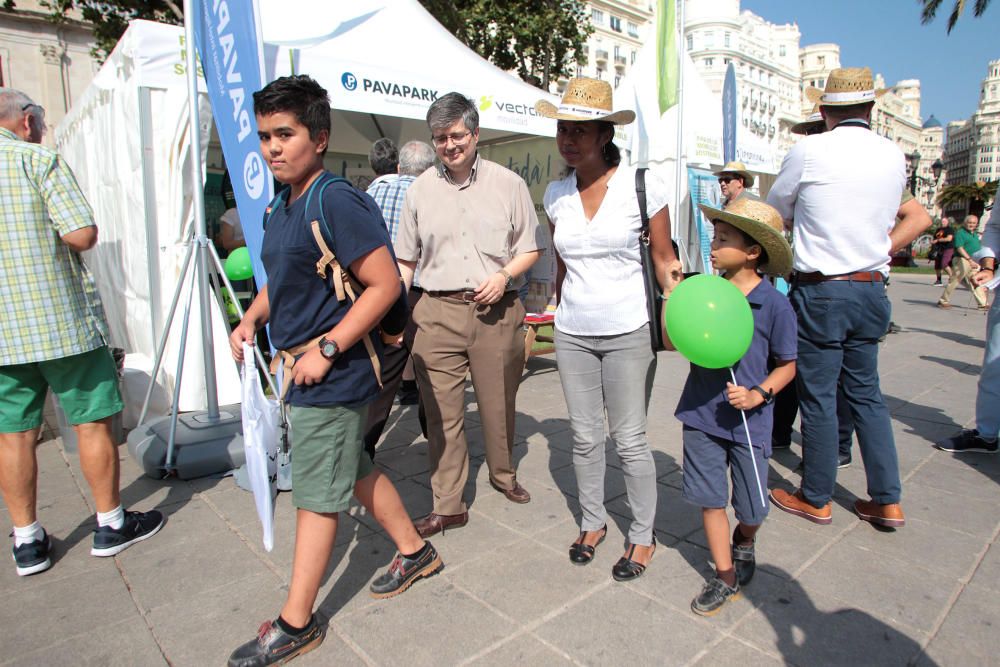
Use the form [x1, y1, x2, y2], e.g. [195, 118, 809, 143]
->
[554, 324, 657, 545]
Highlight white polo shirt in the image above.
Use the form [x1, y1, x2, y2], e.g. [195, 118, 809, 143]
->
[544, 165, 669, 336]
[767, 123, 905, 275]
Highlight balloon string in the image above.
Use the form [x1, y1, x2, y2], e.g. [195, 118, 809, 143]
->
[729, 367, 768, 510]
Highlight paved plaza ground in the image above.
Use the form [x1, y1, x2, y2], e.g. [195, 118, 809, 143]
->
[3, 271, 998, 666]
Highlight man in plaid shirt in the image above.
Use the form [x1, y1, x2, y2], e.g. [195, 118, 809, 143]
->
[363, 139, 436, 458]
[0, 89, 163, 577]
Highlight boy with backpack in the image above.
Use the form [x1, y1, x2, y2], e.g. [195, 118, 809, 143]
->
[227, 75, 440, 667]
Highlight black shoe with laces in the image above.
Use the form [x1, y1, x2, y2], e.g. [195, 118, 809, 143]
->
[91, 510, 164, 557]
[228, 615, 325, 667]
[12, 530, 52, 576]
[936, 429, 999, 454]
[369, 542, 443, 598]
[691, 576, 741, 616]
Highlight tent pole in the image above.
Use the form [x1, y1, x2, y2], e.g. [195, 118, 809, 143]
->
[369, 113, 386, 139]
[673, 0, 686, 239]
[163, 259, 200, 475]
[183, 0, 220, 420]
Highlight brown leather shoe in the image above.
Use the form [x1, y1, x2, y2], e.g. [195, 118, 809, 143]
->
[769, 488, 832, 525]
[854, 499, 905, 528]
[490, 480, 531, 504]
[413, 512, 468, 538]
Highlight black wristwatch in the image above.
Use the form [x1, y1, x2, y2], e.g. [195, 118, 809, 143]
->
[319, 337, 341, 361]
[750, 385, 774, 405]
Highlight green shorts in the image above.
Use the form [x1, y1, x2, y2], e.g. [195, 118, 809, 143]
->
[289, 403, 374, 514]
[0, 346, 123, 433]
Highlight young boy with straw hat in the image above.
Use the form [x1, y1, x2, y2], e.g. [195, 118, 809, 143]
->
[671, 198, 796, 616]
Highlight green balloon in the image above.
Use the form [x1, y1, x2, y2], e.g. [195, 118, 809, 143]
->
[664, 274, 754, 369]
[224, 247, 254, 281]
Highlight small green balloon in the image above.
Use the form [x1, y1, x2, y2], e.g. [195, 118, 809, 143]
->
[224, 247, 254, 281]
[664, 274, 754, 369]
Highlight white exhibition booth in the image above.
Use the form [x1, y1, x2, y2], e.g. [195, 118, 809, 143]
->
[54, 1, 560, 423]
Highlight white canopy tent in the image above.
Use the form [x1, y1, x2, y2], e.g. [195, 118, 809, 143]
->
[55, 2, 558, 424]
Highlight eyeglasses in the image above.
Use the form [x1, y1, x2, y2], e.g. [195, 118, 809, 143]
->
[431, 130, 472, 147]
[718, 176, 735, 184]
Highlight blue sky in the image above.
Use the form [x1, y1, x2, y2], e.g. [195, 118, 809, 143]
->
[741, 0, 997, 126]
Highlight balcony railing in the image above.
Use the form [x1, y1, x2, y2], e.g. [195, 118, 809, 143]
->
[595, 50, 608, 64]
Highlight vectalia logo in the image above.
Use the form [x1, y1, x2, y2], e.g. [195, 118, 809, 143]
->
[342, 72, 358, 91]
[479, 95, 494, 111]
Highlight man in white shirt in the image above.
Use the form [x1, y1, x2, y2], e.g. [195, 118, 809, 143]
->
[766, 68, 930, 529]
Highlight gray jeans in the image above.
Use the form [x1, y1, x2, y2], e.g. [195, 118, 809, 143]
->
[554, 324, 657, 545]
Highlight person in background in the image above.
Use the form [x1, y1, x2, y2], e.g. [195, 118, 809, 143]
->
[931, 218, 955, 287]
[938, 214, 988, 310]
[538, 78, 681, 581]
[0, 88, 164, 577]
[714, 161, 758, 208]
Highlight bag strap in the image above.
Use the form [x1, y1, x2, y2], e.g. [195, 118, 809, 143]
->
[635, 167, 649, 235]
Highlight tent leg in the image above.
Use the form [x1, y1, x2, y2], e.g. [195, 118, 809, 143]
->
[196, 236, 220, 420]
[163, 257, 200, 476]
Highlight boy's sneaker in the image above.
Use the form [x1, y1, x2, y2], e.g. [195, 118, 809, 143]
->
[731, 531, 756, 587]
[933, 280, 944, 286]
[228, 615, 325, 667]
[936, 429, 999, 454]
[691, 576, 741, 616]
[369, 541, 443, 599]
[12, 530, 52, 576]
[91, 510, 164, 557]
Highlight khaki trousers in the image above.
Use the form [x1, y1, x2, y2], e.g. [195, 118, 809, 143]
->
[939, 257, 987, 307]
[411, 291, 526, 515]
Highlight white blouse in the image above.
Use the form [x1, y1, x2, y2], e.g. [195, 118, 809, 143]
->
[544, 165, 670, 336]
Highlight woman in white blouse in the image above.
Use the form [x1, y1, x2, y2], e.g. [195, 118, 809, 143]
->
[536, 79, 679, 580]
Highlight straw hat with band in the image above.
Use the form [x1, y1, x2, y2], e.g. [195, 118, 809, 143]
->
[791, 105, 824, 136]
[698, 198, 792, 276]
[535, 77, 635, 125]
[713, 161, 755, 188]
[805, 67, 886, 107]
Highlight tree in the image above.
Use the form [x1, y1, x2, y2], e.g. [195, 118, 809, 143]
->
[3, 1, 183, 61]
[937, 181, 998, 218]
[920, 0, 993, 34]
[419, 0, 592, 88]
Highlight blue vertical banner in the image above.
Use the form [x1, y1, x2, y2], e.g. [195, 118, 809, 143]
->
[193, 0, 273, 285]
[687, 166, 723, 273]
[722, 63, 737, 164]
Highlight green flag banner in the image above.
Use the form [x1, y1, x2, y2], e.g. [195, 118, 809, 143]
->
[657, 0, 679, 115]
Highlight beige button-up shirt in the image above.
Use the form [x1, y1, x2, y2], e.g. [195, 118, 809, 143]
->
[395, 155, 545, 291]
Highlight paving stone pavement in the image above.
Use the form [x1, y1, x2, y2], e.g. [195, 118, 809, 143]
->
[4, 272, 1000, 666]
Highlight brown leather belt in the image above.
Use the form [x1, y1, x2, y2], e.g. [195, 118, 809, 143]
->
[428, 289, 478, 302]
[794, 271, 884, 283]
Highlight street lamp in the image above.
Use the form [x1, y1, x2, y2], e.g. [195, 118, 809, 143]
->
[931, 157, 944, 182]
[908, 150, 922, 196]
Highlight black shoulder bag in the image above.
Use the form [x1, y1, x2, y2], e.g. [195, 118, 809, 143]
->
[636, 168, 666, 352]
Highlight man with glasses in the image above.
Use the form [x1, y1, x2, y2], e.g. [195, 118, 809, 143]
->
[714, 161, 758, 209]
[394, 92, 545, 537]
[0, 89, 163, 576]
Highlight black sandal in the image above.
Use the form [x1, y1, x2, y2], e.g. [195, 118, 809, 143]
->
[568, 525, 607, 565]
[612, 535, 656, 581]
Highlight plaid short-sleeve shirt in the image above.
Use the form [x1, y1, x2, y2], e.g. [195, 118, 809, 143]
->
[0, 128, 109, 365]
[366, 174, 416, 244]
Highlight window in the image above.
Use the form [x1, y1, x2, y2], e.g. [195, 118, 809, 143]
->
[614, 74, 622, 88]
[591, 8, 604, 24]
[631, 50, 637, 64]
[704, 31, 714, 48]
[705, 58, 714, 68]
[627, 22, 639, 37]
[609, 16, 622, 32]
[614, 45, 621, 58]
[724, 32, 730, 48]
[724, 57, 731, 65]
[687, 35, 693, 51]
[817, 55, 825, 66]
[779, 45, 786, 57]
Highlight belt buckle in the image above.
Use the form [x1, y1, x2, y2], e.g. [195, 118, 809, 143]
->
[461, 290, 477, 303]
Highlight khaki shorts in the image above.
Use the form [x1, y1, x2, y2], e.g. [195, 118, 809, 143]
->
[289, 403, 373, 513]
[0, 346, 123, 433]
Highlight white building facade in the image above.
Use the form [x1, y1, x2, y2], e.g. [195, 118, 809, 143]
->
[570, 1, 655, 92]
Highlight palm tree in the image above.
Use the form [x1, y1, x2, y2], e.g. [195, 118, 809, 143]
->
[920, 0, 994, 33]
[937, 181, 998, 218]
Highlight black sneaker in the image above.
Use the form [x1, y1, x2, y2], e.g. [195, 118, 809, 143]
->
[731, 529, 755, 587]
[12, 530, 52, 576]
[936, 430, 999, 454]
[369, 542, 443, 599]
[838, 453, 852, 469]
[691, 576, 741, 616]
[228, 615, 325, 667]
[91, 510, 165, 557]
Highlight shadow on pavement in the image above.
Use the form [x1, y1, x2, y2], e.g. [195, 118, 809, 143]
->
[905, 325, 986, 349]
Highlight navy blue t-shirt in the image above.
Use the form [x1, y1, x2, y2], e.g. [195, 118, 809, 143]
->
[261, 174, 392, 408]
[674, 279, 797, 455]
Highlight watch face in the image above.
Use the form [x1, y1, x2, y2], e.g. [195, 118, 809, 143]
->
[321, 341, 338, 359]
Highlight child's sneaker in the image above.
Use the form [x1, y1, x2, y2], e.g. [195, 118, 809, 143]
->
[91, 510, 164, 557]
[691, 576, 741, 616]
[12, 530, 52, 576]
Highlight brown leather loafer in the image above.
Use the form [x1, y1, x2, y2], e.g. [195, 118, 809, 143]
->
[769, 488, 832, 525]
[854, 499, 905, 528]
[413, 512, 468, 538]
[490, 480, 531, 504]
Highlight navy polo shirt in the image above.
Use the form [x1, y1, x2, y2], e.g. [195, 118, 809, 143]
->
[261, 175, 392, 408]
[674, 279, 797, 455]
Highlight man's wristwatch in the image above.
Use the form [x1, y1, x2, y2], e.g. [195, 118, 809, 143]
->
[750, 385, 774, 405]
[319, 337, 341, 361]
[498, 269, 514, 289]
